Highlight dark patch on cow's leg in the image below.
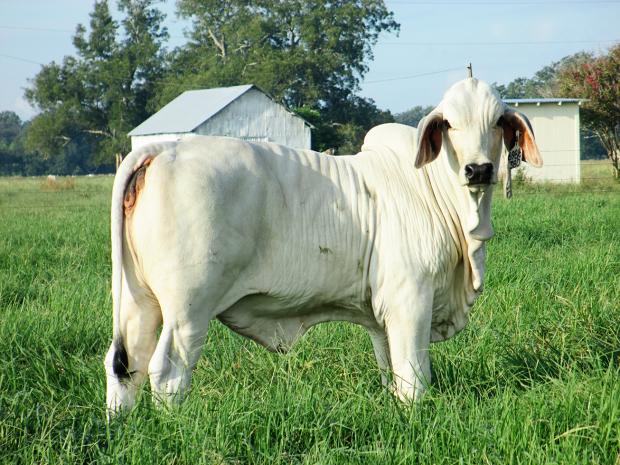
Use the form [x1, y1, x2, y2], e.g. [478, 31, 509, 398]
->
[112, 339, 130, 380]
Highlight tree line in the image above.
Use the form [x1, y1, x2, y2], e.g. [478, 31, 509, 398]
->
[5, 0, 398, 175]
[2, 0, 618, 176]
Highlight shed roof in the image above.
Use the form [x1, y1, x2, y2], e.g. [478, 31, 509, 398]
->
[129, 84, 255, 136]
[504, 98, 584, 106]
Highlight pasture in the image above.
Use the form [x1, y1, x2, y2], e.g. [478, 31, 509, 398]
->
[1, 170, 619, 464]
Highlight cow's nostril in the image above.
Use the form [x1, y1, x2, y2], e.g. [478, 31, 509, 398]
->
[479, 163, 493, 182]
[464, 163, 493, 184]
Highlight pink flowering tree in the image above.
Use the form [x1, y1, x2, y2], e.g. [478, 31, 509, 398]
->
[559, 44, 620, 178]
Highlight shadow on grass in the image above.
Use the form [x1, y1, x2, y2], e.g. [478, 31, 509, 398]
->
[431, 316, 620, 400]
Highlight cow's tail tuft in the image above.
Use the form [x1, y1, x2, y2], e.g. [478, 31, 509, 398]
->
[112, 339, 130, 379]
[110, 142, 176, 378]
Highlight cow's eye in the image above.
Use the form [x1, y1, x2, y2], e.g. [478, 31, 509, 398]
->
[443, 120, 451, 130]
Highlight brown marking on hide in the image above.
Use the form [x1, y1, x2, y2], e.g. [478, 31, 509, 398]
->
[124, 157, 153, 215]
[319, 245, 333, 255]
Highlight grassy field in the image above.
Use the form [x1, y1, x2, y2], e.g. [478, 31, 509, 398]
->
[1, 170, 619, 464]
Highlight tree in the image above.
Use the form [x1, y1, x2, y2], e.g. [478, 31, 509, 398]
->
[558, 44, 620, 177]
[158, 0, 399, 153]
[24, 0, 168, 171]
[493, 52, 592, 99]
[0, 111, 25, 175]
[0, 112, 51, 175]
[394, 105, 434, 128]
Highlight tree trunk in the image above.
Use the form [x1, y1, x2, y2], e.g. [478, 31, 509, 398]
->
[594, 129, 619, 179]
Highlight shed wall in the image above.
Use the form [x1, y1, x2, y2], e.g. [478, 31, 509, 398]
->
[508, 103, 580, 183]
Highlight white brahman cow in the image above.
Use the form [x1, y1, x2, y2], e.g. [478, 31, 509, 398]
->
[104, 78, 542, 413]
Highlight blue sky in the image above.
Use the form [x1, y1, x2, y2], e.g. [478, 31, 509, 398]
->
[1, 0, 619, 121]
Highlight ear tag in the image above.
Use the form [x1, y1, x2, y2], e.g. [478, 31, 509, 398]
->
[505, 130, 521, 199]
[507, 130, 522, 169]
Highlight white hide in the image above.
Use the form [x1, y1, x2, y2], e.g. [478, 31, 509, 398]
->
[105, 78, 541, 412]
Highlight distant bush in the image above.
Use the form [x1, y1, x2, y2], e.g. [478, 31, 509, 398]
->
[40, 176, 76, 192]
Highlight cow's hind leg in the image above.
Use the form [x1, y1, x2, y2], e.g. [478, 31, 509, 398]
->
[148, 295, 211, 406]
[105, 285, 161, 414]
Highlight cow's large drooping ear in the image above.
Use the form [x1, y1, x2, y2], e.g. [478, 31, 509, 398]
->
[415, 110, 445, 168]
[500, 109, 543, 167]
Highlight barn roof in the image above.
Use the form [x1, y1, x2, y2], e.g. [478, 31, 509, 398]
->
[129, 84, 257, 136]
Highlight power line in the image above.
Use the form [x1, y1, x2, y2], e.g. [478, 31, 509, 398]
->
[0, 24, 187, 40]
[389, 0, 620, 4]
[1, 25, 616, 47]
[364, 66, 464, 84]
[0, 53, 43, 66]
[0, 25, 74, 33]
[381, 39, 619, 46]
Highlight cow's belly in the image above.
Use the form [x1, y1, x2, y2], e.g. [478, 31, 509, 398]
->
[216, 289, 376, 352]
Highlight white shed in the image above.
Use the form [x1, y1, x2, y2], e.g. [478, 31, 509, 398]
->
[128, 85, 312, 151]
[504, 98, 583, 183]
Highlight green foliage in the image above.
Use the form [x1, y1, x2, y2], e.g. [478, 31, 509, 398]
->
[295, 97, 394, 154]
[394, 105, 434, 128]
[493, 52, 592, 99]
[24, 0, 169, 171]
[0, 176, 619, 463]
[0, 112, 52, 175]
[160, 0, 398, 154]
[167, 0, 399, 107]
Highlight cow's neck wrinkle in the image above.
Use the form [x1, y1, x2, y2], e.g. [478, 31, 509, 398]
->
[421, 155, 490, 295]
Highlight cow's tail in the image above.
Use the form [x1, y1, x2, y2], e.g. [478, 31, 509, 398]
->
[109, 142, 175, 379]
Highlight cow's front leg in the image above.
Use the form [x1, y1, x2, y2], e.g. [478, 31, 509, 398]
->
[383, 282, 433, 402]
[368, 329, 391, 387]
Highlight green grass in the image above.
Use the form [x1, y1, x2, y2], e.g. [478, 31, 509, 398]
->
[1, 173, 619, 464]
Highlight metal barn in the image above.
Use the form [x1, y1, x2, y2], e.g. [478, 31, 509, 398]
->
[504, 98, 583, 183]
[128, 85, 312, 151]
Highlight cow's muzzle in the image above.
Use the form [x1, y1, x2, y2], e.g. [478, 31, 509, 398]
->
[464, 163, 493, 185]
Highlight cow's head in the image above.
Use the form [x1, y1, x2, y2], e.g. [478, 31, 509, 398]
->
[415, 78, 542, 193]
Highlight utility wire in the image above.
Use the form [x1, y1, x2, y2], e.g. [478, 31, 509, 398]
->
[389, 0, 620, 4]
[365, 66, 464, 84]
[381, 39, 619, 46]
[0, 53, 44, 66]
[1, 25, 616, 46]
[0, 25, 74, 33]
